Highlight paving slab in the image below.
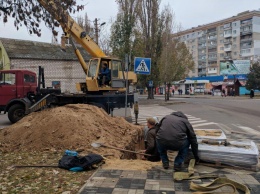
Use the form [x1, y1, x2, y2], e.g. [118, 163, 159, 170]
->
[78, 163, 260, 194]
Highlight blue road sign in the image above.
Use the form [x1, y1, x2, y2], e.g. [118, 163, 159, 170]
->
[134, 57, 151, 75]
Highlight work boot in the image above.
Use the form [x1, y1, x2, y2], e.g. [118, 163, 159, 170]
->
[163, 162, 169, 169]
[174, 163, 184, 172]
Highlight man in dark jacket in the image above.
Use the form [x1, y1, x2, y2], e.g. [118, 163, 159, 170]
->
[98, 62, 111, 86]
[143, 117, 161, 162]
[156, 111, 199, 170]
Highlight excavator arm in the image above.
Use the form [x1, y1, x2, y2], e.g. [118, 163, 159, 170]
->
[37, 0, 106, 74]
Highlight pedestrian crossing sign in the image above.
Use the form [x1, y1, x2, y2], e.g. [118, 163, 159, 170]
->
[134, 57, 151, 75]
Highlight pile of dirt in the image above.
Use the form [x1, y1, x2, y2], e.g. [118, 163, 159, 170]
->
[0, 104, 143, 159]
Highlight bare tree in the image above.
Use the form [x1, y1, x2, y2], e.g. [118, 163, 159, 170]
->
[0, 0, 83, 37]
[110, 0, 139, 62]
[159, 6, 194, 100]
[137, 0, 162, 99]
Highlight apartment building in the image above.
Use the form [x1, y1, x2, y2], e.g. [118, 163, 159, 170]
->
[175, 10, 260, 78]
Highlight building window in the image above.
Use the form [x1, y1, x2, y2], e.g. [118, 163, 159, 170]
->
[233, 23, 237, 26]
[220, 40, 223, 43]
[220, 26, 224, 30]
[224, 23, 231, 28]
[233, 44, 237, 48]
[233, 30, 236, 34]
[233, 37, 237, 41]
[241, 49, 251, 54]
[220, 47, 224, 50]
[220, 53, 224, 57]
[224, 30, 232, 35]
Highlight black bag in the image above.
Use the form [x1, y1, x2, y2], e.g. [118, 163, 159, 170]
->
[58, 153, 104, 171]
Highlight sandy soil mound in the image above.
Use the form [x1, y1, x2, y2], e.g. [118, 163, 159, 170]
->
[0, 104, 143, 159]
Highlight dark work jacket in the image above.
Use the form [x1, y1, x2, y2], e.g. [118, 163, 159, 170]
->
[100, 67, 111, 79]
[145, 126, 161, 162]
[156, 111, 199, 160]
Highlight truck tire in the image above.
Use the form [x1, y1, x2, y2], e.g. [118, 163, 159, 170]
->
[8, 104, 25, 123]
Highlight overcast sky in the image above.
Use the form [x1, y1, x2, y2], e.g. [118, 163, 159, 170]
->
[0, 0, 259, 43]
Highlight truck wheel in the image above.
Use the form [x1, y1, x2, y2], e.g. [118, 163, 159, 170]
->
[8, 104, 25, 123]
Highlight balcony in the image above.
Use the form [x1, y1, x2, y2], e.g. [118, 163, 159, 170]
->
[208, 44, 217, 48]
[208, 63, 218, 67]
[198, 58, 207, 62]
[224, 33, 232, 38]
[240, 37, 252, 42]
[198, 38, 206, 43]
[241, 20, 252, 26]
[223, 23, 231, 29]
[198, 45, 206, 49]
[198, 71, 207, 76]
[223, 55, 232, 60]
[240, 44, 252, 49]
[240, 30, 252, 36]
[223, 39, 232, 44]
[208, 68, 218, 74]
[208, 57, 217, 62]
[208, 35, 217, 40]
[224, 46, 232, 52]
[208, 49, 217, 53]
[198, 65, 206, 69]
[240, 48, 253, 57]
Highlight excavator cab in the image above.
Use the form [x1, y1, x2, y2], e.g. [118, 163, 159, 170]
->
[77, 57, 126, 94]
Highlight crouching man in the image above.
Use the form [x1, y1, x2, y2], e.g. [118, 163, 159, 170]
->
[156, 111, 199, 171]
[142, 117, 161, 162]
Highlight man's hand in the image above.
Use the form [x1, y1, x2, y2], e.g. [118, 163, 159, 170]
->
[141, 155, 147, 160]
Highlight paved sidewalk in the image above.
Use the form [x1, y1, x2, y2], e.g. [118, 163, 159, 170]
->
[78, 163, 260, 194]
[77, 94, 260, 194]
[78, 126, 260, 194]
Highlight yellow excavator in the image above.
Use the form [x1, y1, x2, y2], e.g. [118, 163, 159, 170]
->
[38, 0, 137, 94]
[0, 1, 138, 123]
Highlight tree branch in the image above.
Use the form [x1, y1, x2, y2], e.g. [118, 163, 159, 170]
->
[0, 6, 11, 13]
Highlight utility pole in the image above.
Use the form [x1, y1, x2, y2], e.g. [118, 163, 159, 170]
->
[94, 18, 99, 45]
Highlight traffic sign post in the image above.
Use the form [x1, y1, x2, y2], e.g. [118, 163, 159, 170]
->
[134, 57, 151, 75]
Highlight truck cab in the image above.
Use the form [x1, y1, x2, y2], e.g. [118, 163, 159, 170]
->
[0, 70, 37, 113]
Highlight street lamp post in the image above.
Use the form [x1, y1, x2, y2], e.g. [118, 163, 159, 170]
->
[94, 18, 106, 45]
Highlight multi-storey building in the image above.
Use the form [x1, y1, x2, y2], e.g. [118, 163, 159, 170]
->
[175, 10, 260, 78]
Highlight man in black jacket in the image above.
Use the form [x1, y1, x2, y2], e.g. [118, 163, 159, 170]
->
[143, 117, 161, 162]
[156, 111, 199, 170]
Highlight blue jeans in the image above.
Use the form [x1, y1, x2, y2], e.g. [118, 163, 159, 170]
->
[156, 139, 190, 166]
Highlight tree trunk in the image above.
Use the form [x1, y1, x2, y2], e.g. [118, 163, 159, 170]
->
[167, 83, 171, 100]
[164, 82, 167, 101]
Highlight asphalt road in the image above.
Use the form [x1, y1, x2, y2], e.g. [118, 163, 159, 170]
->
[1, 96, 260, 134]
[151, 95, 260, 134]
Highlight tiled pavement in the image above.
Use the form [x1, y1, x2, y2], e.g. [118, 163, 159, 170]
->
[78, 162, 260, 194]
[78, 132, 260, 193]
[78, 104, 260, 194]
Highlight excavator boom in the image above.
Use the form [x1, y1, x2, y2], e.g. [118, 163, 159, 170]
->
[37, 0, 106, 58]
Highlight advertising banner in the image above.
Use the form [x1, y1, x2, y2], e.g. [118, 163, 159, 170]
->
[220, 60, 250, 75]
